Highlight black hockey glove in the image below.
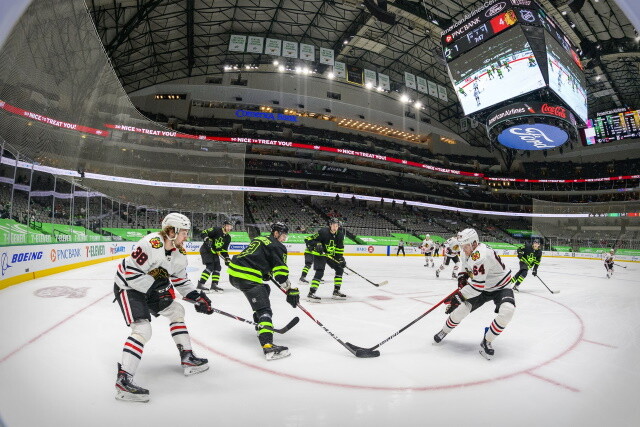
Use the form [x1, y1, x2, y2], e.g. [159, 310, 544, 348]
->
[457, 272, 469, 289]
[184, 290, 213, 315]
[203, 237, 212, 249]
[315, 243, 324, 254]
[444, 290, 464, 314]
[286, 288, 300, 308]
[532, 267, 538, 277]
[335, 256, 346, 268]
[223, 256, 231, 266]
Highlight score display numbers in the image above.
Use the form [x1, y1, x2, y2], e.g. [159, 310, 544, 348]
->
[583, 110, 640, 145]
[444, 10, 518, 62]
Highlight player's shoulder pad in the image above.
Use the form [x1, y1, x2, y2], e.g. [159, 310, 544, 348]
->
[142, 233, 164, 249]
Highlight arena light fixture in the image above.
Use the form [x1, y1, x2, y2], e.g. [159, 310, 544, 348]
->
[400, 94, 410, 103]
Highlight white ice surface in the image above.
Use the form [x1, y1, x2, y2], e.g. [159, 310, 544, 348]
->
[1, 255, 639, 427]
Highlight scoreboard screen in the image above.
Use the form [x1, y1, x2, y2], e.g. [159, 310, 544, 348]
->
[583, 110, 640, 145]
[545, 31, 588, 123]
[447, 26, 546, 116]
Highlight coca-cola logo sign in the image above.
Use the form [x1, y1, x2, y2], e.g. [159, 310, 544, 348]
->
[497, 124, 568, 150]
[541, 104, 566, 118]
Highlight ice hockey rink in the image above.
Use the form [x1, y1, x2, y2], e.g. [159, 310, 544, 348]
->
[0, 254, 638, 427]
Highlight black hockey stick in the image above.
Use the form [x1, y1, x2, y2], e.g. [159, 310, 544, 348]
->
[535, 275, 559, 294]
[614, 263, 628, 269]
[326, 255, 388, 287]
[346, 289, 459, 357]
[271, 279, 379, 358]
[183, 299, 299, 334]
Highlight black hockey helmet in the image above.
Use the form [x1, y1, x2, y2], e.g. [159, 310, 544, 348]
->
[328, 217, 341, 226]
[270, 222, 289, 235]
[222, 220, 232, 226]
[532, 239, 540, 246]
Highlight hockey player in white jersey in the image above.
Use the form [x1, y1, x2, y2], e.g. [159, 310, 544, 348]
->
[604, 249, 615, 278]
[433, 228, 515, 360]
[420, 234, 436, 267]
[435, 237, 461, 279]
[113, 213, 214, 402]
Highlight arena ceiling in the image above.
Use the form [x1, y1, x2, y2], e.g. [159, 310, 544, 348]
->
[87, 0, 639, 146]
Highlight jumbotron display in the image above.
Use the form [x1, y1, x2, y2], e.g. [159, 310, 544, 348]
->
[545, 31, 588, 123]
[447, 26, 546, 116]
[583, 109, 640, 145]
[442, 0, 587, 129]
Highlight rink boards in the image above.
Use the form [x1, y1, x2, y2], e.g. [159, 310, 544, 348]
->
[1, 241, 638, 289]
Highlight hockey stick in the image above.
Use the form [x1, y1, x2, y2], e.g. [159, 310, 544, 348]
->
[535, 275, 559, 294]
[183, 299, 299, 334]
[271, 279, 380, 358]
[346, 289, 459, 356]
[614, 263, 628, 269]
[326, 255, 388, 287]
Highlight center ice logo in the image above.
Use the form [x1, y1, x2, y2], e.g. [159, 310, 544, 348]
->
[497, 124, 568, 150]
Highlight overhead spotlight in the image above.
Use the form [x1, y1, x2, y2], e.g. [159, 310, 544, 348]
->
[570, 22, 575, 28]
[595, 75, 601, 81]
[278, 65, 285, 72]
[273, 60, 279, 66]
[431, 19, 438, 25]
[414, 101, 422, 109]
[561, 11, 567, 15]
[376, 86, 383, 92]
[327, 72, 335, 79]
[343, 40, 349, 45]
[303, 67, 311, 74]
[245, 65, 251, 69]
[295, 66, 302, 74]
[400, 94, 410, 103]
[365, 82, 373, 89]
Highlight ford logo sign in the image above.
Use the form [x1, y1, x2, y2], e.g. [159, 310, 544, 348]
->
[497, 124, 568, 150]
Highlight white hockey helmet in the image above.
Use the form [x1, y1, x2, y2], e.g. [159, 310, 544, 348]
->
[162, 212, 191, 233]
[610, 248, 615, 254]
[425, 234, 430, 239]
[457, 228, 479, 247]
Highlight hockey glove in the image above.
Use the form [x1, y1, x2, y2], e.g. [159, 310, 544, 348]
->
[457, 272, 469, 289]
[336, 257, 347, 268]
[203, 237, 212, 249]
[184, 290, 213, 315]
[315, 243, 324, 254]
[286, 288, 300, 308]
[223, 256, 231, 266]
[444, 290, 464, 314]
[532, 267, 538, 277]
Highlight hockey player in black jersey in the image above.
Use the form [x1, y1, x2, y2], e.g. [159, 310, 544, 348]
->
[306, 218, 347, 302]
[511, 239, 542, 291]
[197, 220, 233, 293]
[298, 233, 316, 283]
[228, 222, 299, 360]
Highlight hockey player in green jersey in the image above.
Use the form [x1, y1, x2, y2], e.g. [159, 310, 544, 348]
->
[228, 222, 299, 360]
[511, 239, 542, 291]
[306, 218, 347, 302]
[197, 220, 232, 293]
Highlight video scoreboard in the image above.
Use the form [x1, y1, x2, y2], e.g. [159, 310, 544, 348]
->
[583, 109, 640, 145]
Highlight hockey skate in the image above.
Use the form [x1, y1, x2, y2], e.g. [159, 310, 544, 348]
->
[513, 284, 519, 292]
[451, 273, 457, 279]
[178, 344, 209, 375]
[299, 276, 309, 283]
[433, 329, 448, 344]
[332, 289, 347, 300]
[263, 343, 290, 361]
[435, 269, 441, 278]
[306, 290, 321, 303]
[196, 282, 211, 293]
[209, 281, 224, 293]
[479, 329, 494, 360]
[115, 363, 149, 403]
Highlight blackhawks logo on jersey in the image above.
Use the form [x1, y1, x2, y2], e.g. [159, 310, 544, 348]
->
[471, 250, 481, 261]
[149, 237, 163, 249]
[178, 246, 187, 255]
